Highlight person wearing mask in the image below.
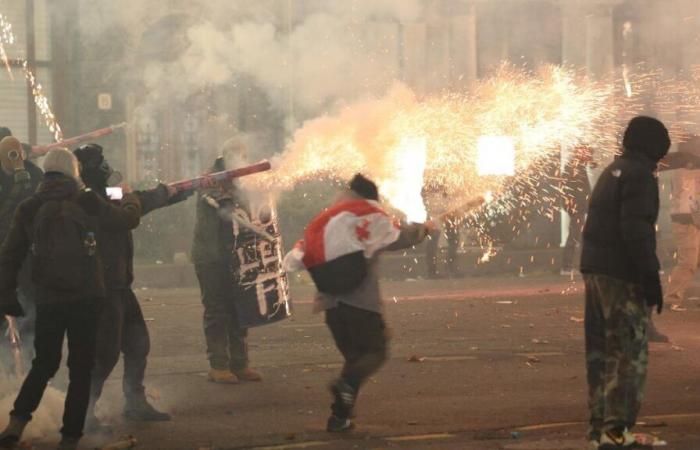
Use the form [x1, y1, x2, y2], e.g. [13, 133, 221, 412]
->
[192, 137, 262, 384]
[580, 116, 670, 449]
[73, 144, 189, 432]
[284, 174, 432, 432]
[0, 135, 43, 370]
[0, 149, 141, 450]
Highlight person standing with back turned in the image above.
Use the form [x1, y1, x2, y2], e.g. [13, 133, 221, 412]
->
[580, 116, 670, 450]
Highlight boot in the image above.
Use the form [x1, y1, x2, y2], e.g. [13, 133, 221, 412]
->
[56, 436, 79, 450]
[232, 367, 262, 382]
[207, 368, 239, 384]
[0, 415, 28, 449]
[123, 397, 171, 422]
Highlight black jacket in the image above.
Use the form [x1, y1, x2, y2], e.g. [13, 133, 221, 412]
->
[580, 152, 660, 283]
[99, 184, 182, 289]
[0, 173, 142, 306]
[0, 160, 43, 241]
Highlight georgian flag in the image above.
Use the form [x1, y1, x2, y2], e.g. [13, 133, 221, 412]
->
[283, 199, 400, 273]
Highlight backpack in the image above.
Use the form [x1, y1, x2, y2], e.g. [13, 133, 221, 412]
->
[307, 251, 368, 295]
[30, 200, 98, 292]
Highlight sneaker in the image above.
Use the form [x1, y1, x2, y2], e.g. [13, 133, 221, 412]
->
[0, 436, 19, 449]
[588, 439, 600, 450]
[0, 416, 28, 449]
[123, 399, 172, 422]
[326, 415, 355, 433]
[208, 368, 239, 384]
[598, 428, 636, 449]
[233, 368, 263, 382]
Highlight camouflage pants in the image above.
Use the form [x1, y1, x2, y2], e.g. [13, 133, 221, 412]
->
[584, 273, 649, 438]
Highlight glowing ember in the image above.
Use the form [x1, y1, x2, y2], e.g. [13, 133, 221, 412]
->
[477, 136, 515, 176]
[380, 136, 428, 223]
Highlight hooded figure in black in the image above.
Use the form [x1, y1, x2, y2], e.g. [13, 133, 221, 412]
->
[73, 144, 189, 432]
[579, 116, 670, 447]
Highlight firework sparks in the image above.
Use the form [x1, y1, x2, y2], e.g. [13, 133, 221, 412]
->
[379, 136, 428, 223]
[476, 136, 515, 176]
[0, 13, 15, 79]
[23, 60, 63, 141]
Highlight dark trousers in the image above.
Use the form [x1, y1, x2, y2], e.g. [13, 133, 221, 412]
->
[11, 301, 98, 439]
[90, 289, 150, 407]
[562, 213, 585, 270]
[325, 303, 388, 418]
[425, 224, 460, 276]
[194, 263, 249, 371]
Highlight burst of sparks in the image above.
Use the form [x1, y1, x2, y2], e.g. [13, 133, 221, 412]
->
[0, 13, 15, 79]
[22, 60, 63, 141]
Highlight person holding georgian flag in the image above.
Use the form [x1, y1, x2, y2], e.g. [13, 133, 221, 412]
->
[284, 173, 432, 433]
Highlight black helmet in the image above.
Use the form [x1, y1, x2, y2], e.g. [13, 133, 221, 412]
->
[74, 143, 122, 191]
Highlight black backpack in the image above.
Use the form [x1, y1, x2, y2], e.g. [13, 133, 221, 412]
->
[30, 200, 98, 292]
[307, 251, 368, 295]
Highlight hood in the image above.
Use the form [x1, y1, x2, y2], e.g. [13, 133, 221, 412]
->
[36, 172, 80, 201]
[622, 116, 671, 162]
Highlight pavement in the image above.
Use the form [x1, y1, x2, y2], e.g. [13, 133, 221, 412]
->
[9, 274, 700, 450]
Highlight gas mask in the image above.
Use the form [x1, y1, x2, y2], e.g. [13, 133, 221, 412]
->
[0, 136, 30, 184]
[74, 144, 123, 195]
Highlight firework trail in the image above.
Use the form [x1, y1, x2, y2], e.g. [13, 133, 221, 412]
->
[0, 13, 15, 79]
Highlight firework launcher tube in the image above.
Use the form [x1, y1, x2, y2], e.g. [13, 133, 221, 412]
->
[167, 160, 272, 193]
[30, 122, 127, 157]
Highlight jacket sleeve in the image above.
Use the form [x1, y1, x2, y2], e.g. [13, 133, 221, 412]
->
[95, 192, 142, 232]
[0, 206, 30, 298]
[136, 184, 171, 217]
[620, 170, 661, 275]
[385, 223, 429, 251]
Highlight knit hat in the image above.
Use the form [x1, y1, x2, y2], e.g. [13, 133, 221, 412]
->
[43, 148, 81, 182]
[349, 173, 379, 201]
[622, 116, 671, 162]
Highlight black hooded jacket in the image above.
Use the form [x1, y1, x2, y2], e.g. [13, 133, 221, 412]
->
[580, 121, 668, 286]
[0, 160, 43, 241]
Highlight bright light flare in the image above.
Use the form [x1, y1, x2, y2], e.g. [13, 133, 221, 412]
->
[380, 136, 428, 223]
[477, 136, 515, 176]
[0, 14, 16, 79]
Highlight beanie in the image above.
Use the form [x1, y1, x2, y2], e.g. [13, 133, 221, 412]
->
[622, 116, 671, 162]
[43, 148, 81, 182]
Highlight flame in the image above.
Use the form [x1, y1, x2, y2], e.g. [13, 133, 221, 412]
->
[379, 136, 427, 223]
[477, 136, 515, 176]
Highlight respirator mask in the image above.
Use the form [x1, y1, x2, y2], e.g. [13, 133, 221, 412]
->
[0, 136, 30, 184]
[74, 143, 123, 192]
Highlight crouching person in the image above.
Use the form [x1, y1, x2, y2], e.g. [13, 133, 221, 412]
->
[0, 149, 141, 450]
[284, 174, 431, 432]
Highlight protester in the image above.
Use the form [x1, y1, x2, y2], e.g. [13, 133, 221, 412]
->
[0, 134, 43, 370]
[73, 144, 188, 432]
[0, 149, 141, 450]
[580, 116, 670, 449]
[424, 190, 461, 278]
[561, 145, 594, 276]
[665, 136, 700, 311]
[192, 137, 262, 384]
[284, 174, 432, 432]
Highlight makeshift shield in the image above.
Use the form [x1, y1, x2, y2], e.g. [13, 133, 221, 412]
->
[230, 197, 292, 328]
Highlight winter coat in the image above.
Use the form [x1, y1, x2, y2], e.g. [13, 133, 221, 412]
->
[580, 152, 661, 284]
[0, 173, 142, 306]
[99, 184, 185, 289]
[669, 168, 700, 225]
[0, 160, 43, 242]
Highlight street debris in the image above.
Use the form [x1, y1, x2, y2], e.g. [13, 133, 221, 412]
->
[99, 436, 138, 450]
[634, 433, 667, 446]
[408, 355, 425, 362]
[569, 316, 584, 323]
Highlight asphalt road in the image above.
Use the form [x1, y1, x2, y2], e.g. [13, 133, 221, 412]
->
[9, 275, 700, 450]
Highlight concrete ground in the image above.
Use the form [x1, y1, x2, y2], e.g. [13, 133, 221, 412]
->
[12, 275, 700, 450]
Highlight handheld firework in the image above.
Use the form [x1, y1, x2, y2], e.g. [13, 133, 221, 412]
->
[167, 160, 272, 194]
[30, 123, 127, 157]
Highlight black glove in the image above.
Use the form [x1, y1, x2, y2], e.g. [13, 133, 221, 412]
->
[162, 184, 193, 205]
[0, 293, 24, 317]
[641, 271, 663, 314]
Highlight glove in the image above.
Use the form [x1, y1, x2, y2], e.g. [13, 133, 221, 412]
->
[162, 184, 193, 205]
[641, 271, 663, 314]
[0, 293, 24, 317]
